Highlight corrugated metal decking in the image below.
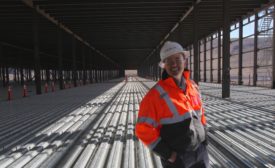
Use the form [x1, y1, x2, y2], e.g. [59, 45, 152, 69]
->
[0, 78, 274, 167]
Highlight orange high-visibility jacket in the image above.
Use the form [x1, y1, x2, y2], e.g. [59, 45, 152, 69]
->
[135, 70, 207, 159]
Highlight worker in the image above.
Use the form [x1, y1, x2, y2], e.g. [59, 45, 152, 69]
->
[135, 41, 209, 168]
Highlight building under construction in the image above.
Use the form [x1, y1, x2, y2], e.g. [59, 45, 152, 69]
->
[0, 0, 274, 167]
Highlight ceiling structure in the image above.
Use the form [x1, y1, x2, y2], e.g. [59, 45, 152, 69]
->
[0, 0, 271, 70]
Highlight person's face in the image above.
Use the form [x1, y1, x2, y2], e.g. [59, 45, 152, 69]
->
[163, 53, 186, 79]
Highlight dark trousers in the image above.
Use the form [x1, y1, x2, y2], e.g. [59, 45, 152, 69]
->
[161, 144, 209, 168]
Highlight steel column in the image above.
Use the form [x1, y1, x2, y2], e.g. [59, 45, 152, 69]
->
[41, 70, 43, 81]
[5, 67, 9, 85]
[158, 66, 162, 80]
[14, 69, 17, 82]
[95, 69, 98, 83]
[218, 30, 222, 83]
[102, 70, 104, 82]
[218, 30, 221, 83]
[16, 68, 20, 83]
[105, 70, 107, 81]
[152, 63, 155, 81]
[72, 37, 77, 87]
[103, 70, 105, 82]
[193, 2, 199, 84]
[210, 35, 213, 82]
[189, 48, 192, 71]
[154, 63, 157, 81]
[46, 69, 50, 84]
[0, 67, 1, 84]
[58, 27, 64, 90]
[2, 67, 5, 87]
[222, 0, 230, 98]
[204, 38, 207, 82]
[272, 5, 275, 89]
[53, 70, 57, 82]
[198, 42, 201, 81]
[253, 13, 259, 86]
[238, 20, 243, 85]
[99, 70, 102, 82]
[20, 68, 24, 85]
[27, 69, 30, 82]
[89, 50, 93, 83]
[33, 10, 42, 94]
[82, 45, 86, 85]
[0, 44, 4, 87]
[17, 68, 20, 83]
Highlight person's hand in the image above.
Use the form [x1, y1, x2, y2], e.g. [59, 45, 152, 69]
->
[166, 152, 183, 167]
[168, 151, 177, 163]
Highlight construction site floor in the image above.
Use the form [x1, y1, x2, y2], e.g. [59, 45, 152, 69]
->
[0, 77, 274, 168]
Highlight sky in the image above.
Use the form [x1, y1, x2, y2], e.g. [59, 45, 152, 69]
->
[230, 8, 273, 38]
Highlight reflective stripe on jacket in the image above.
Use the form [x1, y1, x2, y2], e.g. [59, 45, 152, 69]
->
[135, 70, 207, 159]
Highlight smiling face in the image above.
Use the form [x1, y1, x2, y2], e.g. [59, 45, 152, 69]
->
[163, 53, 186, 81]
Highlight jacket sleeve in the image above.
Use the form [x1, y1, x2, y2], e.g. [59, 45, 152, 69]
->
[135, 92, 173, 159]
[201, 106, 207, 126]
[191, 80, 207, 126]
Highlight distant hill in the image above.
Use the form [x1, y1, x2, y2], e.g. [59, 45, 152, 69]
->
[205, 36, 272, 86]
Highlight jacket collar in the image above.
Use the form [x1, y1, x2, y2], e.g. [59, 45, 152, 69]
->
[183, 70, 190, 80]
[161, 70, 190, 89]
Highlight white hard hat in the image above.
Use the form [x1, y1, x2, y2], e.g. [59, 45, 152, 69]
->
[160, 41, 187, 62]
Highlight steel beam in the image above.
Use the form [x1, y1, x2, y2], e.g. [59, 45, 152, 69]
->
[253, 13, 258, 86]
[22, 0, 119, 68]
[142, 0, 201, 69]
[238, 20, 243, 85]
[33, 9, 42, 95]
[222, 0, 230, 98]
